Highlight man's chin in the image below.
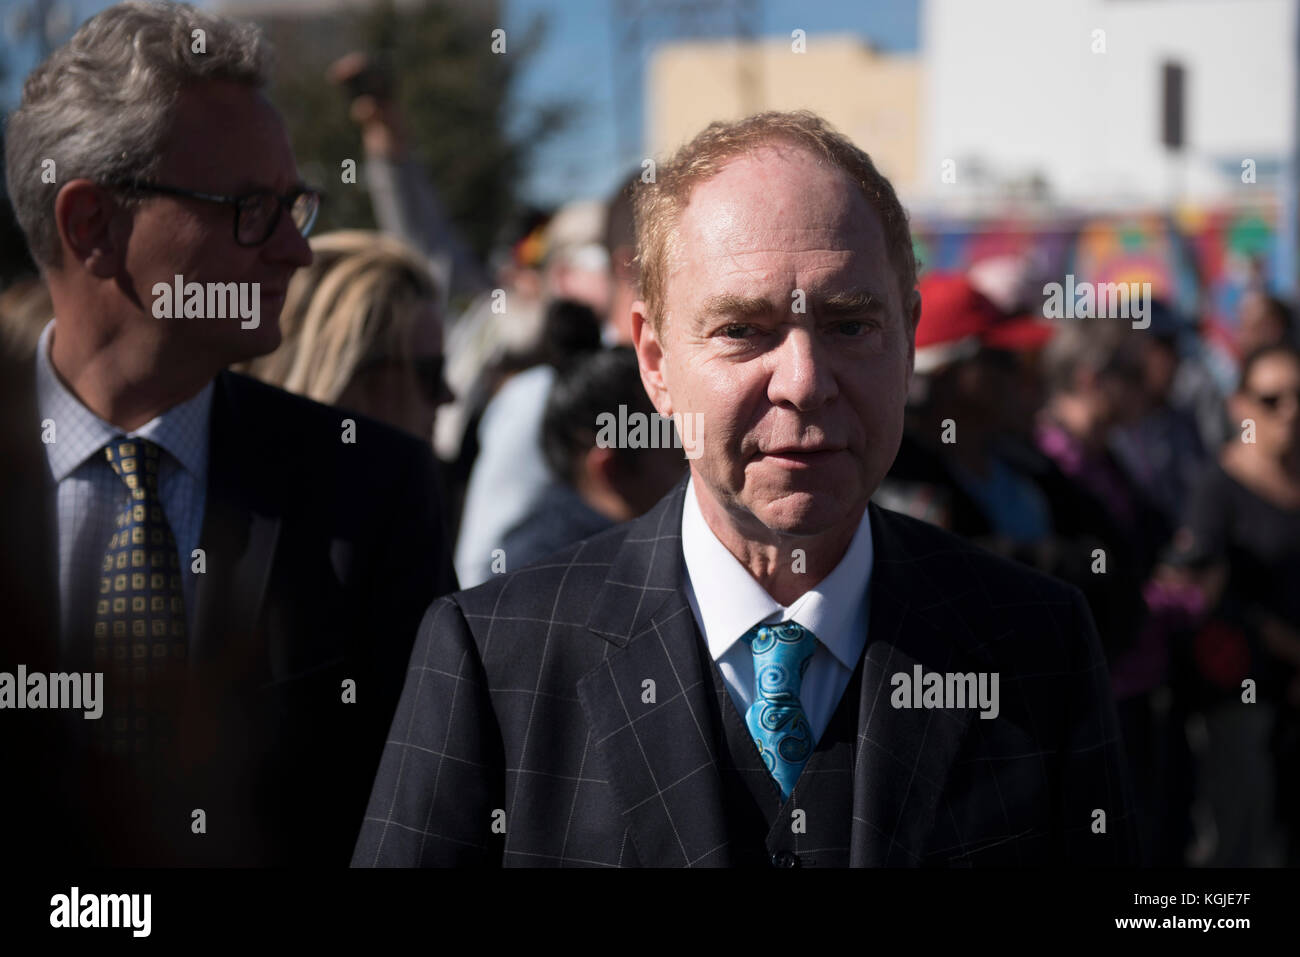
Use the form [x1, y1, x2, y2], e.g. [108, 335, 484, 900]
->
[742, 487, 863, 538]
[244, 320, 283, 358]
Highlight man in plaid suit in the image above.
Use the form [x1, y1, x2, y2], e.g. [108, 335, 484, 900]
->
[354, 110, 1137, 867]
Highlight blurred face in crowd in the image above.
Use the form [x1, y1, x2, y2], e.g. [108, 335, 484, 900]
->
[611, 443, 687, 516]
[108, 80, 313, 367]
[339, 300, 452, 442]
[583, 442, 687, 522]
[1142, 338, 1179, 403]
[1233, 351, 1300, 459]
[547, 247, 613, 319]
[1238, 291, 1290, 355]
[1004, 350, 1047, 440]
[931, 349, 1019, 437]
[634, 144, 917, 544]
[1093, 367, 1149, 430]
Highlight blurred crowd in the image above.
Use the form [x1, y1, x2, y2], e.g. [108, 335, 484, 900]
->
[3, 42, 1298, 869]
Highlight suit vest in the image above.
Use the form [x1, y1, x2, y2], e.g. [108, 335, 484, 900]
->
[694, 631, 867, 867]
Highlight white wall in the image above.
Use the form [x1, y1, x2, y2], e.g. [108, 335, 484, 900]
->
[922, 0, 1295, 207]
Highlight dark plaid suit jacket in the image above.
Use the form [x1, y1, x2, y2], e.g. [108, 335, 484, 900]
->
[353, 474, 1137, 867]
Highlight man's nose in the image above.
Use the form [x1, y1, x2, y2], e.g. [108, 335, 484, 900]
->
[262, 206, 314, 268]
[766, 328, 837, 411]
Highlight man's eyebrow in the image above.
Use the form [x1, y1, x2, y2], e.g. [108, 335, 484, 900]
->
[698, 292, 774, 321]
[232, 179, 308, 194]
[819, 290, 885, 314]
[695, 289, 885, 325]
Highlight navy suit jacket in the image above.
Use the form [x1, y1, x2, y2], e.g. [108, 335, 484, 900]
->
[0, 364, 457, 865]
[354, 474, 1137, 867]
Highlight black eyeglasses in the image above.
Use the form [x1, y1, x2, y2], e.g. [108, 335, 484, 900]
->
[107, 180, 322, 247]
[1247, 388, 1300, 412]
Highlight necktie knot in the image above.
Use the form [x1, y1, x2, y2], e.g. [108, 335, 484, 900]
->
[742, 621, 818, 798]
[104, 437, 163, 496]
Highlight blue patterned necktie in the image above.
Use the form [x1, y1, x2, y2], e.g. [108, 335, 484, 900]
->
[742, 621, 818, 798]
[92, 437, 187, 759]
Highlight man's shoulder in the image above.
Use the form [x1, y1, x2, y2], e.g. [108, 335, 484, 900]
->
[451, 516, 633, 620]
[216, 370, 433, 466]
[871, 503, 1102, 688]
[870, 501, 1084, 610]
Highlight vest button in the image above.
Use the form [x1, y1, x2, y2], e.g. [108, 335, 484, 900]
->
[771, 850, 800, 868]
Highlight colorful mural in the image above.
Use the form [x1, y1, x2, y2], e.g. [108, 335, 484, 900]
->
[912, 204, 1279, 363]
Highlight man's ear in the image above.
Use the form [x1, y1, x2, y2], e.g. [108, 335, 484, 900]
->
[54, 179, 126, 279]
[632, 298, 674, 419]
[904, 287, 921, 391]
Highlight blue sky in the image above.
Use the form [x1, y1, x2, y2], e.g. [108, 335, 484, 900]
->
[1, 0, 918, 206]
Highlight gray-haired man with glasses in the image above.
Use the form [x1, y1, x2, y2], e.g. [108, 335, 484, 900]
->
[0, 0, 457, 866]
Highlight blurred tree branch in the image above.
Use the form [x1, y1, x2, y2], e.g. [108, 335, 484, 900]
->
[265, 0, 577, 260]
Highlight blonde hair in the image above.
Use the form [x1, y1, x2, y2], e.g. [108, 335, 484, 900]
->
[0, 277, 54, 359]
[245, 230, 438, 403]
[634, 109, 918, 335]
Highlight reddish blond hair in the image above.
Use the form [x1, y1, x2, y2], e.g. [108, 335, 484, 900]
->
[633, 109, 918, 335]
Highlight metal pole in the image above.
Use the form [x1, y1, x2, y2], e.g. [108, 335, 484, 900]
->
[1275, 0, 1300, 296]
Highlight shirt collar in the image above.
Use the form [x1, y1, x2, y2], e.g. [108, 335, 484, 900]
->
[35, 319, 213, 482]
[680, 473, 873, 670]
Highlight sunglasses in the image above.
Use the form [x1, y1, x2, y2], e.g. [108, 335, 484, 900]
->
[1246, 388, 1300, 412]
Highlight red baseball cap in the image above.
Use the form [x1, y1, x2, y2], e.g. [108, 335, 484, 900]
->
[914, 272, 1055, 374]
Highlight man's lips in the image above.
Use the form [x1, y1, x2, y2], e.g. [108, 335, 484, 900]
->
[756, 446, 845, 467]
[763, 446, 841, 454]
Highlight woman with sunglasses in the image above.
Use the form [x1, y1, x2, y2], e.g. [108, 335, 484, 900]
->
[242, 229, 453, 443]
[1166, 343, 1300, 866]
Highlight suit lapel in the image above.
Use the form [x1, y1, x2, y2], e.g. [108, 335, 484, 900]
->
[577, 475, 734, 867]
[850, 502, 990, 866]
[188, 372, 283, 671]
[576, 485, 995, 867]
[3, 357, 59, 670]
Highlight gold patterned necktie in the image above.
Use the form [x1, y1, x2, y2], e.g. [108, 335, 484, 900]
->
[92, 437, 187, 760]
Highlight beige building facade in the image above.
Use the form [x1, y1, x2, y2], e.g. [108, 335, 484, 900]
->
[647, 34, 920, 193]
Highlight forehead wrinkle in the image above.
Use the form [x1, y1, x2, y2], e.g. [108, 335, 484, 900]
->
[665, 152, 896, 325]
[684, 162, 863, 228]
[693, 214, 870, 255]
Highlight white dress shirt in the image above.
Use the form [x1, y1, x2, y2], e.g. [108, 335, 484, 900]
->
[680, 474, 873, 747]
[35, 320, 212, 655]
